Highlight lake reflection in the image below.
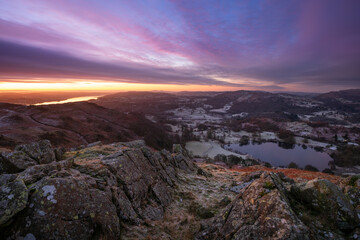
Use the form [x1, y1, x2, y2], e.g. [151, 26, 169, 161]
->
[225, 142, 332, 170]
[33, 96, 101, 106]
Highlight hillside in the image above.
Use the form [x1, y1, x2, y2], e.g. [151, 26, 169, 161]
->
[315, 89, 360, 113]
[95, 91, 179, 113]
[0, 102, 173, 150]
[1, 140, 359, 239]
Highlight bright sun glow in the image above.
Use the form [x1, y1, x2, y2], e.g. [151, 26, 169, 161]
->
[0, 80, 244, 92]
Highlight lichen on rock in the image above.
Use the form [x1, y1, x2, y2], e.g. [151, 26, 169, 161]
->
[1, 140, 360, 239]
[0, 174, 28, 226]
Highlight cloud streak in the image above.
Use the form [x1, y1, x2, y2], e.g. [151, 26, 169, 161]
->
[0, 40, 242, 86]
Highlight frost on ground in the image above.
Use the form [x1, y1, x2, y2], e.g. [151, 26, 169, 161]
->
[167, 107, 222, 123]
[145, 115, 157, 123]
[260, 131, 278, 141]
[210, 103, 232, 113]
[166, 124, 180, 133]
[313, 111, 347, 121]
[231, 112, 248, 118]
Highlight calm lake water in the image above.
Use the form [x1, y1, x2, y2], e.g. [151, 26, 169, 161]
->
[225, 142, 333, 170]
[34, 96, 101, 106]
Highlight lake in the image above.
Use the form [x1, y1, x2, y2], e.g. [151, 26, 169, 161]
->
[33, 96, 101, 106]
[224, 142, 333, 171]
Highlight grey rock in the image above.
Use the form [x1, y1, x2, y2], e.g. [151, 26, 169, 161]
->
[197, 172, 310, 240]
[1, 140, 56, 173]
[86, 141, 102, 148]
[5, 177, 120, 240]
[14, 140, 56, 165]
[291, 179, 359, 231]
[0, 174, 28, 226]
[229, 180, 253, 193]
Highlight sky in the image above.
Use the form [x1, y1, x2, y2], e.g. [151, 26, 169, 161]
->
[0, 0, 359, 92]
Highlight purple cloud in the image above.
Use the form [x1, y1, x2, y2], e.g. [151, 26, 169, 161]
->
[0, 39, 244, 86]
[0, 0, 359, 91]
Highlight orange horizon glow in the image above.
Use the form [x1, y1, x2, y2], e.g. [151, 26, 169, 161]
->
[0, 80, 347, 93]
[0, 80, 251, 92]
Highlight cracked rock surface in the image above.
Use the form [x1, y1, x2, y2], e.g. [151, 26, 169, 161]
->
[0, 140, 197, 239]
[1, 140, 359, 240]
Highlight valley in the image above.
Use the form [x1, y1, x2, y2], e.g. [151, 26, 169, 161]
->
[1, 89, 359, 176]
[94, 89, 360, 175]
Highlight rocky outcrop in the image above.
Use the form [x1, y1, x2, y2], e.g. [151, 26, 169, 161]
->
[0, 140, 58, 173]
[7, 176, 120, 239]
[0, 140, 198, 240]
[291, 179, 359, 232]
[197, 172, 360, 240]
[1, 140, 360, 239]
[197, 172, 311, 239]
[0, 174, 28, 226]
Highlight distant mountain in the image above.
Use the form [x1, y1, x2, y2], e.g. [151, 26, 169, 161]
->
[203, 89, 360, 116]
[95, 91, 179, 113]
[316, 89, 360, 101]
[315, 89, 360, 112]
[272, 91, 321, 97]
[205, 90, 325, 117]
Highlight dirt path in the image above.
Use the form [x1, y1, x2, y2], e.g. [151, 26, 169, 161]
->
[26, 113, 89, 145]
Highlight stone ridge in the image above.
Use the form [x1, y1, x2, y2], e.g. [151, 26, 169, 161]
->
[0, 140, 198, 239]
[1, 140, 360, 239]
[196, 172, 360, 240]
[0, 140, 60, 173]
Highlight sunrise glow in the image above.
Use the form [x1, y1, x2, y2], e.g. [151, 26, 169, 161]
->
[1, 0, 359, 92]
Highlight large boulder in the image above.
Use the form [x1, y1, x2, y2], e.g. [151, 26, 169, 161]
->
[100, 146, 175, 222]
[0, 140, 199, 239]
[291, 179, 359, 231]
[1, 140, 56, 173]
[196, 172, 311, 239]
[14, 140, 56, 165]
[197, 172, 359, 239]
[0, 151, 37, 174]
[3, 176, 120, 240]
[0, 174, 28, 226]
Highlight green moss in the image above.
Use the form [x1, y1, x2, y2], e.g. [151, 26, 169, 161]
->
[348, 176, 359, 187]
[188, 202, 218, 219]
[259, 191, 267, 197]
[264, 181, 275, 190]
[76, 149, 110, 160]
[103, 147, 115, 152]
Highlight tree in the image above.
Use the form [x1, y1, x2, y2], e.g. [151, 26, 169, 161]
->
[322, 168, 334, 175]
[304, 165, 319, 172]
[277, 130, 296, 145]
[239, 135, 250, 145]
[206, 129, 214, 140]
[288, 162, 299, 169]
